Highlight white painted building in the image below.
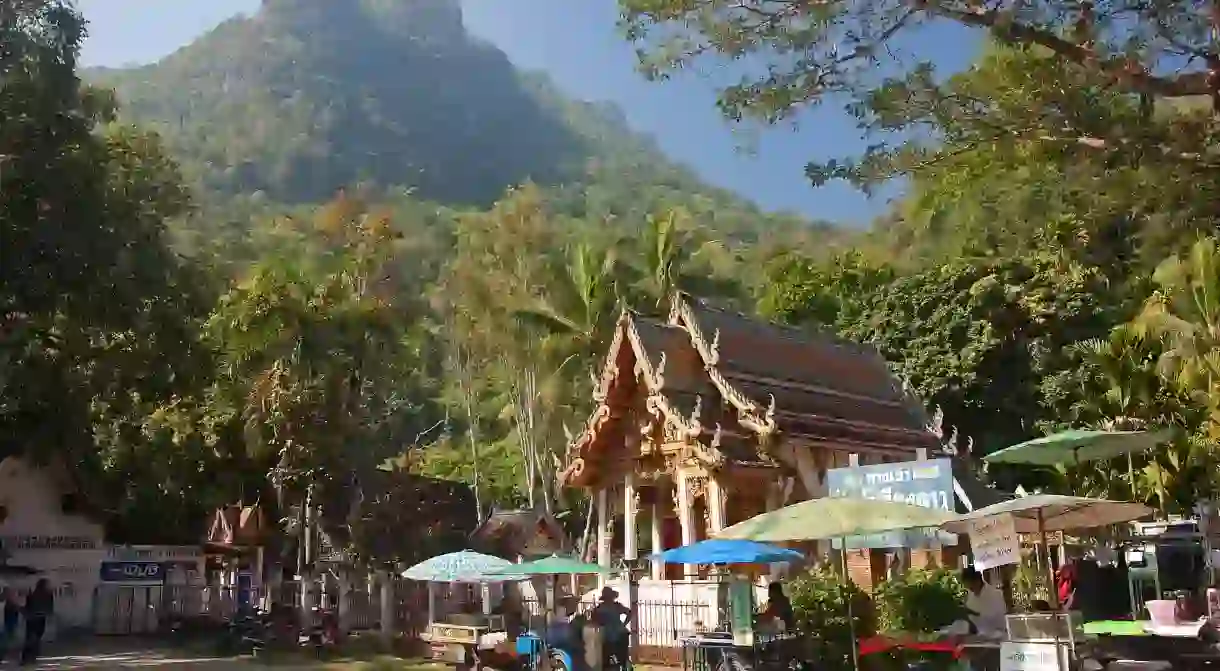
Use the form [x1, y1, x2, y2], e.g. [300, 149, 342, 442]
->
[0, 457, 107, 629]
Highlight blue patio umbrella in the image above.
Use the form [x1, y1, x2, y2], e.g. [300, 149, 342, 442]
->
[651, 539, 804, 565]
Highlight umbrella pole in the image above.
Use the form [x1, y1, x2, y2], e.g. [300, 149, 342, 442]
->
[1041, 510, 1057, 610]
[839, 539, 859, 671]
[1038, 510, 1068, 671]
[1127, 452, 1136, 501]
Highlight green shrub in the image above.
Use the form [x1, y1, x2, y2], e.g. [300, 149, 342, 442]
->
[787, 566, 875, 671]
[874, 568, 968, 634]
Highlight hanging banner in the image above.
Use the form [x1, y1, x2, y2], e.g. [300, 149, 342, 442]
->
[727, 579, 755, 647]
[827, 458, 957, 549]
[969, 513, 1020, 570]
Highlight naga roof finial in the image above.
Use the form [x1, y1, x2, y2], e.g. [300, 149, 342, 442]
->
[654, 351, 667, 390]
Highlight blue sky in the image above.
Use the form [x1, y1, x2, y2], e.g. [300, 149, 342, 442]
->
[77, 0, 979, 225]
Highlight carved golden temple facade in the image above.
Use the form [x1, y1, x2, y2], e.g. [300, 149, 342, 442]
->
[559, 293, 943, 580]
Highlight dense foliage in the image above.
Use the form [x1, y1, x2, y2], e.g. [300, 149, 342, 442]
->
[787, 568, 873, 670]
[11, 0, 1220, 565]
[872, 569, 967, 634]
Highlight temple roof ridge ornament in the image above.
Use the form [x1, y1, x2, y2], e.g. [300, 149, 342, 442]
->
[592, 311, 631, 403]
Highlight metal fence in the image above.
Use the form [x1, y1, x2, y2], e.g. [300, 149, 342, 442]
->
[91, 582, 715, 647]
[91, 583, 390, 635]
[92, 584, 249, 635]
[522, 597, 719, 647]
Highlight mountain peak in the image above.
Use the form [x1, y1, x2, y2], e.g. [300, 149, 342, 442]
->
[257, 0, 465, 41]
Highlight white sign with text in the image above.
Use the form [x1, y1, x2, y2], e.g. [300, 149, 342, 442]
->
[969, 513, 1020, 570]
[999, 642, 1070, 671]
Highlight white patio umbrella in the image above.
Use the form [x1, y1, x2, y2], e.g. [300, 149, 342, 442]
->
[940, 494, 1153, 535]
[941, 494, 1153, 610]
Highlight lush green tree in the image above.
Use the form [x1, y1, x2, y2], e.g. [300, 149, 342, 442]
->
[0, 1, 227, 541]
[763, 252, 1125, 458]
[204, 201, 443, 551]
[620, 0, 1220, 183]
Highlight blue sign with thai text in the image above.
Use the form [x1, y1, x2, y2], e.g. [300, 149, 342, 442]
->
[99, 561, 164, 582]
[826, 458, 958, 549]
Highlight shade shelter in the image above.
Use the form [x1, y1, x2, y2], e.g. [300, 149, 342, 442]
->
[401, 550, 519, 583]
[984, 429, 1169, 498]
[983, 430, 1169, 467]
[941, 494, 1153, 608]
[489, 555, 612, 577]
[940, 494, 1154, 535]
[715, 496, 958, 543]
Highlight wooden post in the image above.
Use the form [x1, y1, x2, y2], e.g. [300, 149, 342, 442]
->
[597, 487, 610, 587]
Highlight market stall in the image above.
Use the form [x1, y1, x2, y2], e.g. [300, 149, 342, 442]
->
[714, 495, 960, 671]
[649, 539, 805, 671]
[401, 550, 521, 671]
[485, 555, 619, 671]
[941, 494, 1155, 671]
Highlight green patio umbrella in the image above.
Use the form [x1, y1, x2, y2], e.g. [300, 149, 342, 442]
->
[713, 496, 959, 543]
[983, 429, 1168, 466]
[485, 554, 612, 576]
[984, 428, 1170, 505]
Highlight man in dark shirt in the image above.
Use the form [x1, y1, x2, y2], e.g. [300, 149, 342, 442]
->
[20, 579, 52, 665]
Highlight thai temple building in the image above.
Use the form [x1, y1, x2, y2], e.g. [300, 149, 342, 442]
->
[560, 293, 968, 645]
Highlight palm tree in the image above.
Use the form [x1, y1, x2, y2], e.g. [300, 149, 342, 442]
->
[513, 241, 624, 371]
[1136, 236, 1220, 435]
[623, 208, 742, 316]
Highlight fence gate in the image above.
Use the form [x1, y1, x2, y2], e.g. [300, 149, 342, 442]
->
[92, 585, 230, 635]
[92, 585, 163, 635]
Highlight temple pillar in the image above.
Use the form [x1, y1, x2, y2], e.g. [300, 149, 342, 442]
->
[708, 476, 726, 533]
[624, 472, 638, 561]
[650, 490, 665, 580]
[676, 470, 696, 578]
[597, 487, 611, 586]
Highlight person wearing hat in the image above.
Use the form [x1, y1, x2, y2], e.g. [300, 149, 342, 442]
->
[590, 587, 631, 667]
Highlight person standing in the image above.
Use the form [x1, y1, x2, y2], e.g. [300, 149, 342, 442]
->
[19, 579, 52, 666]
[961, 567, 1008, 637]
[1, 586, 22, 663]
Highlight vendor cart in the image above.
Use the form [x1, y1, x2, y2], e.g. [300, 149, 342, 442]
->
[486, 555, 625, 671]
[401, 551, 526, 671]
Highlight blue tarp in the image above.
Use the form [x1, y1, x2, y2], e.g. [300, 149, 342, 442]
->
[651, 539, 804, 565]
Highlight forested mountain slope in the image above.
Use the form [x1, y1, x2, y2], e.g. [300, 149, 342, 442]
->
[86, 0, 832, 244]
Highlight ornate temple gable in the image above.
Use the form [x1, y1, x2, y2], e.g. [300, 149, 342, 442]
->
[562, 310, 725, 488]
[667, 292, 940, 455]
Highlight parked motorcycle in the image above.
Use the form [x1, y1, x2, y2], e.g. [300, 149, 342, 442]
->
[297, 605, 341, 655]
[218, 604, 269, 656]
